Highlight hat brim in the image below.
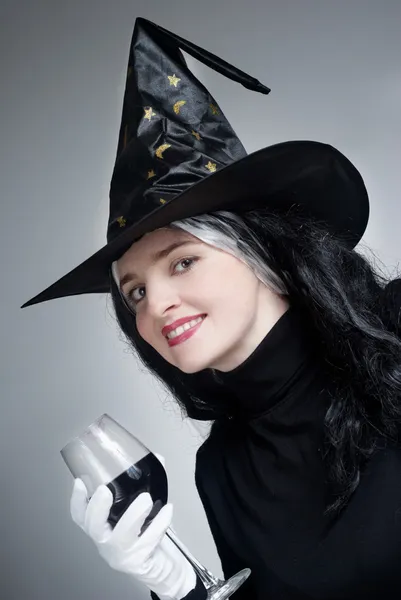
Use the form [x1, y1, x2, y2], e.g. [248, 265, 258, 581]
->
[21, 140, 369, 309]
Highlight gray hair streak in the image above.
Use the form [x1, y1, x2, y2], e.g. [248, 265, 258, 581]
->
[170, 211, 288, 295]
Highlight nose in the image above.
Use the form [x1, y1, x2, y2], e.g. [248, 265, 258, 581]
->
[145, 279, 182, 319]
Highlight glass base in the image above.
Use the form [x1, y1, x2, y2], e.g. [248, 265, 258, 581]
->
[206, 569, 251, 599]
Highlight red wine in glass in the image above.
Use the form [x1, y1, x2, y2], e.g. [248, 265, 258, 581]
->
[106, 452, 167, 534]
[60, 413, 251, 599]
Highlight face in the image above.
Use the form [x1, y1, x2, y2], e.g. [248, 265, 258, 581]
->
[116, 226, 290, 374]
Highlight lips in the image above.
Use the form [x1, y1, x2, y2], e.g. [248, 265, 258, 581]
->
[162, 314, 206, 337]
[166, 316, 206, 347]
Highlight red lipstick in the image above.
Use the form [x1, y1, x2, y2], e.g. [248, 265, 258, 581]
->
[163, 315, 206, 347]
[161, 314, 206, 337]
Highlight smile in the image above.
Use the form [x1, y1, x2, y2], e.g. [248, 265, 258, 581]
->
[166, 316, 206, 347]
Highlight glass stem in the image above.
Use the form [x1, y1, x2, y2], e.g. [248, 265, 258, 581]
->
[166, 526, 221, 589]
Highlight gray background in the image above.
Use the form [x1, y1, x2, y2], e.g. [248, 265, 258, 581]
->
[2, 1, 401, 599]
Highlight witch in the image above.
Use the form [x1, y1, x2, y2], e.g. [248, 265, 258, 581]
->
[22, 17, 401, 600]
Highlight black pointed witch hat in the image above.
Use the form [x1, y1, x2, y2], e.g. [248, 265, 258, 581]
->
[21, 17, 369, 309]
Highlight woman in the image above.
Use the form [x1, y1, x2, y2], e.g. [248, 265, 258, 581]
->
[21, 17, 401, 600]
[110, 209, 401, 600]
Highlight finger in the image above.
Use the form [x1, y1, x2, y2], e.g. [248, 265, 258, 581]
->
[154, 453, 166, 468]
[134, 503, 173, 558]
[84, 485, 114, 542]
[70, 478, 88, 529]
[110, 493, 153, 548]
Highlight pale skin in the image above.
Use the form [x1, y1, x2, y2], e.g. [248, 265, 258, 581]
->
[115, 226, 290, 374]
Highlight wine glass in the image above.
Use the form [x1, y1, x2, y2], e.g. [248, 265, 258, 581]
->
[60, 413, 251, 599]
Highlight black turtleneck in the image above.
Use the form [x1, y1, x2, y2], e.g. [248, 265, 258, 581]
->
[186, 305, 401, 600]
[211, 305, 326, 420]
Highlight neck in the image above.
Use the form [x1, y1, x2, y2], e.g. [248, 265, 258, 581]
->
[210, 295, 290, 373]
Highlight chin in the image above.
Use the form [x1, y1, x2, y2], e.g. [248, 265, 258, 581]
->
[176, 363, 208, 375]
[172, 355, 214, 374]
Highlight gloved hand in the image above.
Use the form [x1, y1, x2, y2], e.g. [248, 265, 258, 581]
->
[69, 453, 197, 600]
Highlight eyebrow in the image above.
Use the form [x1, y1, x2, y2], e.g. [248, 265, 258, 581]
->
[119, 240, 198, 291]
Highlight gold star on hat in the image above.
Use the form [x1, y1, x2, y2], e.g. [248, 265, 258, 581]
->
[116, 216, 127, 227]
[144, 107, 156, 120]
[168, 74, 181, 87]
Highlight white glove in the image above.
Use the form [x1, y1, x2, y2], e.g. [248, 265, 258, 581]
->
[69, 453, 197, 600]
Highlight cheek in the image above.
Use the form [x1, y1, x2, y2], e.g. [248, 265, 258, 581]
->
[212, 266, 258, 312]
[136, 314, 165, 349]
[135, 313, 150, 342]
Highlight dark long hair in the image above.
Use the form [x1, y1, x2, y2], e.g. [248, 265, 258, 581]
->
[108, 205, 401, 514]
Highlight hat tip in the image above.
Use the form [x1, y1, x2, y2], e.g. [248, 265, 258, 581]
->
[20, 299, 34, 309]
[20, 293, 46, 309]
[255, 81, 271, 95]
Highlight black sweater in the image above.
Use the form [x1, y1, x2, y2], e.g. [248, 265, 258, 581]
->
[153, 304, 401, 599]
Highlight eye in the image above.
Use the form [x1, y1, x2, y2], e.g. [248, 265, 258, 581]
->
[174, 257, 196, 273]
[126, 257, 198, 306]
